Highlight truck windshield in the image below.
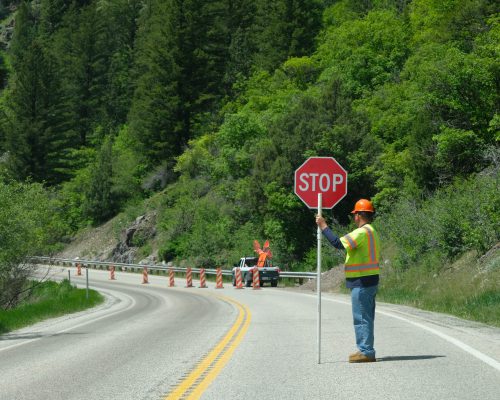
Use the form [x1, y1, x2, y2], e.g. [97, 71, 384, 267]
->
[244, 259, 258, 267]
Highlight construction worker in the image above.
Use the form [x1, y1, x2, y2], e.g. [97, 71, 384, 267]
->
[316, 199, 380, 363]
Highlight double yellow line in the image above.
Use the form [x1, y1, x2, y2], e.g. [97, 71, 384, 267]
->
[165, 295, 251, 400]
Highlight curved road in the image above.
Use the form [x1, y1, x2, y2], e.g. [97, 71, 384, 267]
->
[0, 267, 499, 400]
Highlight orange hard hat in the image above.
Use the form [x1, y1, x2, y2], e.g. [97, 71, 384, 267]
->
[351, 199, 375, 214]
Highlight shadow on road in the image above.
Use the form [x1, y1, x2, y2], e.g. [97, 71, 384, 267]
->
[0, 332, 86, 341]
[377, 355, 446, 362]
[321, 355, 446, 364]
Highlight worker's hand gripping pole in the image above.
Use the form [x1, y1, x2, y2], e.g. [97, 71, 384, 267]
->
[317, 193, 322, 364]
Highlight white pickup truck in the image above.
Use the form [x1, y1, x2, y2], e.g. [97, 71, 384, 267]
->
[232, 256, 280, 287]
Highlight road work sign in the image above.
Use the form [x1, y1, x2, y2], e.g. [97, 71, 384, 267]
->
[294, 157, 347, 209]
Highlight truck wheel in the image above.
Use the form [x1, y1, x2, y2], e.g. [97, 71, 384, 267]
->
[232, 275, 236, 286]
[245, 274, 252, 287]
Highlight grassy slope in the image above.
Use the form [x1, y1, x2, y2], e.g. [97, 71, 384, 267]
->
[0, 280, 104, 334]
[379, 246, 500, 327]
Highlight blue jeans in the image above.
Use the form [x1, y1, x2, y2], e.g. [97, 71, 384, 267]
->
[351, 285, 378, 358]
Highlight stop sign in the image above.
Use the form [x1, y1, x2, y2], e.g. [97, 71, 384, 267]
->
[294, 157, 348, 209]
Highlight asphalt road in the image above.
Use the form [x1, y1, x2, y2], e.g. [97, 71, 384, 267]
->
[0, 266, 499, 400]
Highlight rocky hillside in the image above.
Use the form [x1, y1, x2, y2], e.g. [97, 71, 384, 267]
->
[0, 2, 16, 50]
[56, 211, 159, 265]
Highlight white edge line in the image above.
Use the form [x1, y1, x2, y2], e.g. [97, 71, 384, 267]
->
[304, 293, 500, 372]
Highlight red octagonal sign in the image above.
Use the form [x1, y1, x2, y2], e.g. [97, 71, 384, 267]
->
[294, 157, 348, 209]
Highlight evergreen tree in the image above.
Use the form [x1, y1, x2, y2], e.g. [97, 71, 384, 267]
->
[0, 52, 6, 90]
[252, 0, 324, 71]
[51, 3, 109, 146]
[175, 0, 230, 136]
[40, 0, 72, 36]
[83, 137, 115, 224]
[98, 0, 142, 126]
[9, 1, 36, 70]
[130, 0, 261, 168]
[128, 0, 181, 166]
[6, 38, 73, 184]
[5, 2, 75, 184]
[224, 0, 257, 90]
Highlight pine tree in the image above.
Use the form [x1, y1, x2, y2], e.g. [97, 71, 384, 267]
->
[176, 0, 230, 134]
[0, 52, 6, 90]
[40, 0, 72, 36]
[98, 0, 142, 126]
[5, 2, 75, 184]
[6, 37, 74, 184]
[128, 0, 181, 166]
[224, 0, 257, 89]
[51, 3, 109, 147]
[252, 0, 324, 71]
[130, 0, 244, 167]
[83, 137, 115, 224]
[9, 1, 36, 71]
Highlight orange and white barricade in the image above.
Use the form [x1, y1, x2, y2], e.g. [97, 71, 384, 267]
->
[234, 267, 243, 289]
[110, 265, 116, 280]
[186, 267, 193, 288]
[215, 267, 224, 289]
[169, 268, 175, 287]
[199, 268, 207, 288]
[142, 266, 149, 284]
[76, 262, 82, 276]
[252, 267, 260, 290]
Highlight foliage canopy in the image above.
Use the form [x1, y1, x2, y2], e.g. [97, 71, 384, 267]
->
[0, 0, 498, 275]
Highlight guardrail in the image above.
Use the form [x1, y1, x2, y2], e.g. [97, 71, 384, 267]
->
[30, 256, 318, 281]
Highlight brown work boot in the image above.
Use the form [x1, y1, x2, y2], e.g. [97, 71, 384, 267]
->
[349, 351, 376, 363]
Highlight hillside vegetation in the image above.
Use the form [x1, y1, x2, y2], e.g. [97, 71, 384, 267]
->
[0, 1, 498, 324]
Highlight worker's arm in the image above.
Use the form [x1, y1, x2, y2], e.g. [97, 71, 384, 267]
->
[321, 227, 344, 249]
[316, 216, 343, 250]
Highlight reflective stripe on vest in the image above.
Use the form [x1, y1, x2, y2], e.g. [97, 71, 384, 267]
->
[343, 234, 357, 249]
[344, 225, 380, 278]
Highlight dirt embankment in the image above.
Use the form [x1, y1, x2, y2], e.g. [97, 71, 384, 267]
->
[56, 212, 158, 264]
[294, 266, 345, 292]
[56, 219, 118, 261]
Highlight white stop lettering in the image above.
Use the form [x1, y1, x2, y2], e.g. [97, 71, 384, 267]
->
[299, 173, 344, 192]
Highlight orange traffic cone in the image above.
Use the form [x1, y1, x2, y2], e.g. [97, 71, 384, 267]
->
[110, 265, 116, 280]
[142, 266, 149, 284]
[76, 263, 82, 276]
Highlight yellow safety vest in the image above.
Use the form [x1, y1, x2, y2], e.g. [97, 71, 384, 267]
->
[340, 224, 380, 279]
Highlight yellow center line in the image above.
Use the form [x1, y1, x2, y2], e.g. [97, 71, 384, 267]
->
[164, 295, 251, 400]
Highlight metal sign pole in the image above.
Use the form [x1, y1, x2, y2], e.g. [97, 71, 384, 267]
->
[317, 193, 322, 364]
[86, 266, 89, 300]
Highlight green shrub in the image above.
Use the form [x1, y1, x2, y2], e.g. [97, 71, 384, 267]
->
[0, 181, 66, 308]
[379, 172, 499, 269]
